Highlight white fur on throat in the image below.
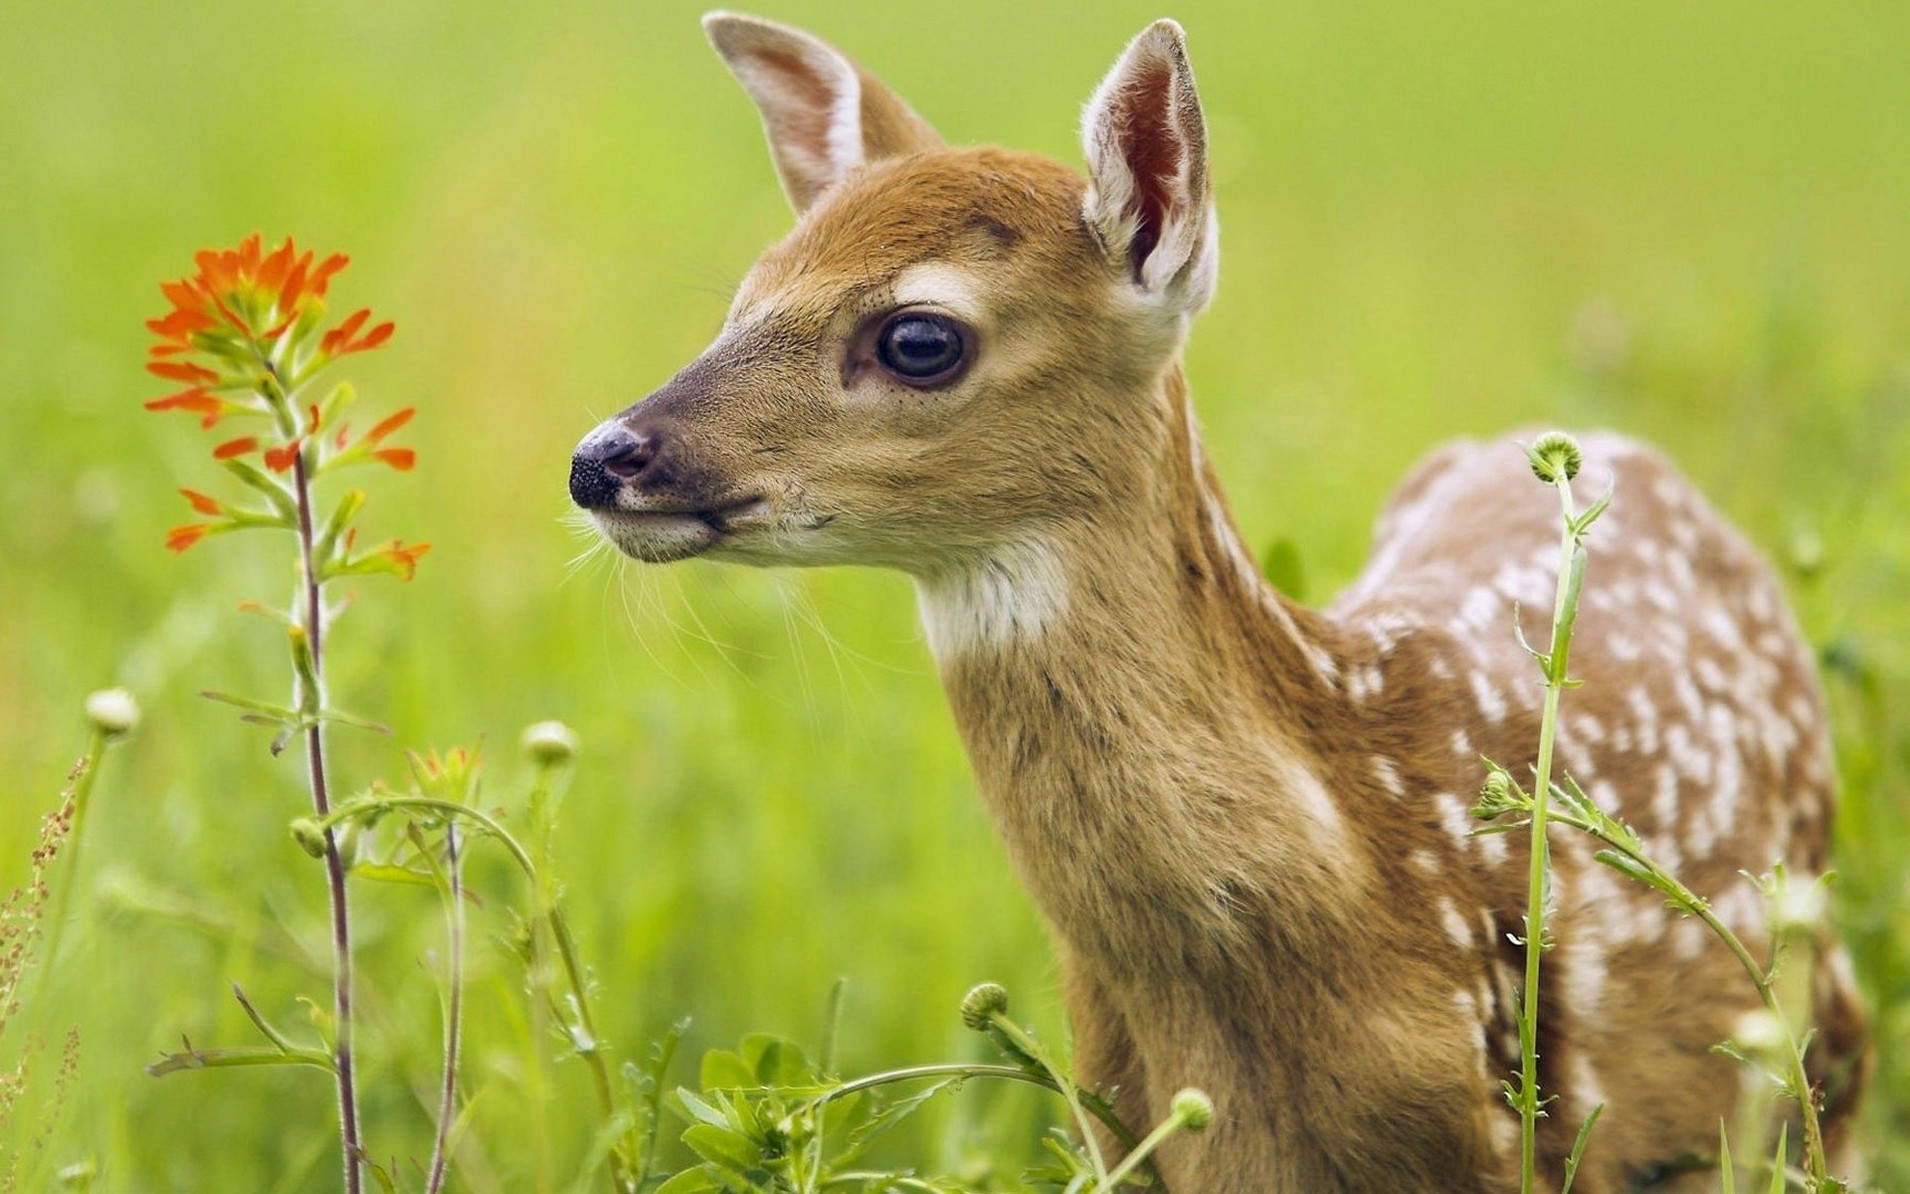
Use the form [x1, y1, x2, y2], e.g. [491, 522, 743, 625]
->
[915, 538, 1069, 658]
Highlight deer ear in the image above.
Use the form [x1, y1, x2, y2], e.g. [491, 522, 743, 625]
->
[1081, 20, 1217, 310]
[703, 12, 945, 215]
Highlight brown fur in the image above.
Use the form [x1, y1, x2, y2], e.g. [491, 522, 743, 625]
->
[575, 16, 1868, 1190]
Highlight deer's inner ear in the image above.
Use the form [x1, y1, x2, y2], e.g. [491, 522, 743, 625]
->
[1081, 20, 1217, 311]
[704, 13, 944, 214]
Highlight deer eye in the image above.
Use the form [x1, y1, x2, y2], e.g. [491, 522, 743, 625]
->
[875, 312, 966, 384]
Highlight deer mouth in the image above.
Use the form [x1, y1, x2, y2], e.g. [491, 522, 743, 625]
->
[589, 497, 771, 563]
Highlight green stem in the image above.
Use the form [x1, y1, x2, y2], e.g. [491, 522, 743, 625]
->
[36, 729, 108, 984]
[311, 792, 634, 1189]
[1099, 1108, 1193, 1190]
[804, 1061, 1140, 1156]
[1549, 806, 1829, 1181]
[985, 1010, 1110, 1180]
[1519, 474, 1579, 1191]
[424, 824, 464, 1194]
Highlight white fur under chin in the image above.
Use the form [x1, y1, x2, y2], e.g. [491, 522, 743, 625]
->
[914, 538, 1069, 659]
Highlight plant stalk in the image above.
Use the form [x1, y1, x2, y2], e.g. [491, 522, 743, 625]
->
[1519, 474, 1579, 1190]
[292, 444, 364, 1194]
[425, 824, 464, 1194]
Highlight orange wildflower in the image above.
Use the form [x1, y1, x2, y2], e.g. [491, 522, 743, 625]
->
[144, 235, 394, 408]
[165, 524, 213, 553]
[179, 489, 223, 516]
[213, 437, 259, 460]
[372, 448, 415, 472]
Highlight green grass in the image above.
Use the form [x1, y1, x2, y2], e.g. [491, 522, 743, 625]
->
[2, 0, 1907, 1188]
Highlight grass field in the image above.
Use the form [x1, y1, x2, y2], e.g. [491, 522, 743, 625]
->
[2, 0, 1907, 1188]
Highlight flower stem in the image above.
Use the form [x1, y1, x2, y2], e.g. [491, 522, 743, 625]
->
[291, 444, 364, 1194]
[310, 790, 634, 1189]
[425, 824, 464, 1194]
[1519, 474, 1580, 1191]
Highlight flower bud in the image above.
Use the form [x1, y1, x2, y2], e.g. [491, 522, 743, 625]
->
[1171, 1088, 1215, 1132]
[84, 688, 141, 738]
[521, 720, 578, 766]
[960, 982, 1010, 1031]
[289, 817, 329, 859]
[1528, 432, 1583, 484]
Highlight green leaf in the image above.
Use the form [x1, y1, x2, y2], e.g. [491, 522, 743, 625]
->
[317, 707, 392, 735]
[200, 690, 299, 722]
[1720, 1120, 1736, 1194]
[743, 1034, 811, 1086]
[674, 1088, 733, 1132]
[145, 1042, 334, 1077]
[1766, 1122, 1787, 1194]
[680, 1123, 762, 1175]
[652, 1169, 723, 1194]
[349, 862, 438, 890]
[700, 1049, 757, 1093]
[845, 1079, 956, 1154]
[1559, 1103, 1602, 1193]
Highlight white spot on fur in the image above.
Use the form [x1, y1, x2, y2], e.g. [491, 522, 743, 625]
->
[1435, 792, 1477, 851]
[1567, 1053, 1608, 1118]
[1348, 663, 1385, 703]
[916, 538, 1068, 657]
[1563, 937, 1608, 1015]
[1371, 756, 1404, 796]
[1451, 727, 1474, 760]
[1469, 671, 1509, 723]
[1438, 898, 1472, 950]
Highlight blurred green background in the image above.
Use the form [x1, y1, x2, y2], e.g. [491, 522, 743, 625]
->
[2, 0, 1906, 1188]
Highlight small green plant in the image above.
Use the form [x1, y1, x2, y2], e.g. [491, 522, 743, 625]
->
[0, 691, 138, 1190]
[1474, 431, 1849, 1193]
[639, 981, 1203, 1192]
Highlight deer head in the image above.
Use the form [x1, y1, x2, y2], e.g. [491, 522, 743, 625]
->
[569, 14, 1219, 583]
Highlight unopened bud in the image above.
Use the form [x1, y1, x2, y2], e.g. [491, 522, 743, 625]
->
[521, 720, 578, 767]
[289, 817, 329, 859]
[960, 982, 1009, 1031]
[84, 688, 141, 737]
[1171, 1088, 1215, 1132]
[1528, 432, 1583, 484]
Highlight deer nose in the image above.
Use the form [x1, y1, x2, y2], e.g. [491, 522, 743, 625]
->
[569, 424, 659, 509]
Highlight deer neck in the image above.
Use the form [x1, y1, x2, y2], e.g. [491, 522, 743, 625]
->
[914, 367, 1374, 973]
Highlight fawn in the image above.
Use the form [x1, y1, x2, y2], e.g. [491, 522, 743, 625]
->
[569, 14, 1868, 1190]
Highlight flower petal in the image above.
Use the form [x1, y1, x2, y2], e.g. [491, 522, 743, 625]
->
[165, 523, 213, 553]
[321, 309, 371, 355]
[365, 407, 414, 444]
[147, 360, 220, 385]
[180, 488, 223, 516]
[257, 237, 294, 292]
[308, 253, 350, 298]
[277, 250, 313, 316]
[213, 437, 259, 460]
